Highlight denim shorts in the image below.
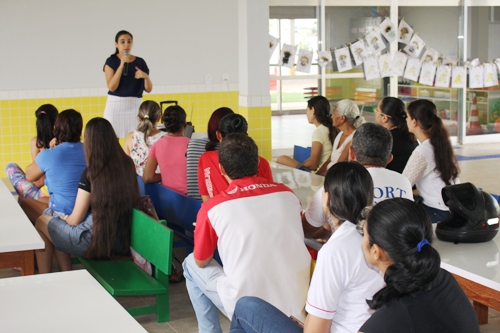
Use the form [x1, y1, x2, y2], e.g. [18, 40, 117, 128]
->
[42, 207, 66, 218]
[48, 214, 92, 256]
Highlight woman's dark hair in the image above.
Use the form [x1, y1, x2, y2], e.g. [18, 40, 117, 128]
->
[324, 161, 373, 225]
[380, 97, 415, 142]
[162, 105, 187, 134]
[34, 104, 58, 149]
[136, 100, 161, 147]
[84, 118, 139, 260]
[365, 198, 440, 309]
[219, 114, 248, 138]
[206, 107, 234, 151]
[308, 95, 339, 144]
[407, 99, 459, 185]
[53, 109, 83, 143]
[113, 30, 133, 56]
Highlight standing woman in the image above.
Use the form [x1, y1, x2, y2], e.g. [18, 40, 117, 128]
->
[322, 99, 366, 172]
[34, 118, 140, 273]
[360, 198, 479, 333]
[123, 100, 166, 176]
[403, 99, 460, 223]
[6, 104, 58, 201]
[103, 30, 152, 138]
[277, 96, 337, 173]
[375, 97, 417, 173]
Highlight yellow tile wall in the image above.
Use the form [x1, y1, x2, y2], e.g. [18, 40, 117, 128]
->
[239, 105, 272, 160]
[0, 91, 272, 177]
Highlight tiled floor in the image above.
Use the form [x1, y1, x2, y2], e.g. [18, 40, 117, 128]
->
[1, 113, 500, 332]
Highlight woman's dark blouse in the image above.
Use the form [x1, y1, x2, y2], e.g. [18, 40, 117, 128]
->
[386, 127, 418, 174]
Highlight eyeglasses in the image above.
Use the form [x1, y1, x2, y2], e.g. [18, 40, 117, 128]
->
[375, 108, 392, 118]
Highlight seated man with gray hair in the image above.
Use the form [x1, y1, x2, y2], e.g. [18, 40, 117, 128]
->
[183, 133, 311, 333]
[303, 122, 413, 239]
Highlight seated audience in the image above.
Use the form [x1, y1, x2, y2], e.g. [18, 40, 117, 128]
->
[230, 161, 384, 333]
[34, 118, 139, 273]
[186, 107, 234, 200]
[403, 99, 460, 223]
[277, 96, 338, 173]
[143, 104, 190, 194]
[359, 198, 479, 333]
[123, 100, 166, 176]
[20, 109, 86, 223]
[197, 114, 273, 202]
[375, 97, 417, 173]
[303, 123, 413, 240]
[7, 104, 58, 201]
[319, 99, 366, 174]
[183, 133, 311, 333]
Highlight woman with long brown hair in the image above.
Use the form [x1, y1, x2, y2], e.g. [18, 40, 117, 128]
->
[403, 99, 460, 223]
[35, 117, 139, 273]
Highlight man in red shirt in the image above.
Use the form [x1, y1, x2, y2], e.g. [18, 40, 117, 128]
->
[183, 133, 311, 333]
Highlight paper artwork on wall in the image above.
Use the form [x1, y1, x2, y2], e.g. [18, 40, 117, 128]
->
[470, 58, 481, 67]
[279, 44, 297, 68]
[442, 56, 458, 66]
[392, 51, 408, 76]
[483, 63, 499, 87]
[495, 59, 500, 73]
[469, 66, 484, 89]
[435, 65, 451, 88]
[378, 53, 392, 78]
[419, 61, 437, 86]
[269, 35, 279, 60]
[317, 51, 333, 68]
[365, 29, 386, 55]
[403, 57, 422, 82]
[334, 47, 353, 72]
[363, 56, 381, 80]
[379, 18, 396, 43]
[451, 66, 466, 88]
[350, 40, 367, 66]
[421, 47, 440, 64]
[398, 20, 414, 44]
[404, 34, 425, 58]
[296, 49, 313, 73]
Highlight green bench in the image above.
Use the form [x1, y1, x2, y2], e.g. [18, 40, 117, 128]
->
[77, 208, 174, 322]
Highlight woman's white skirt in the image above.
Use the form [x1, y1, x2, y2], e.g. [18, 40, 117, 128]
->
[103, 95, 142, 138]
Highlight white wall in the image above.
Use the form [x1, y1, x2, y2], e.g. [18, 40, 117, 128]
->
[1, 0, 239, 91]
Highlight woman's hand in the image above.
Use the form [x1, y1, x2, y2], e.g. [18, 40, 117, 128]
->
[135, 66, 149, 79]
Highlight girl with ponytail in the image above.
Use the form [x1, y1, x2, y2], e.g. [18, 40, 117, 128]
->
[403, 99, 460, 223]
[277, 95, 338, 174]
[124, 100, 166, 176]
[359, 198, 479, 333]
[375, 97, 417, 173]
[6, 104, 59, 201]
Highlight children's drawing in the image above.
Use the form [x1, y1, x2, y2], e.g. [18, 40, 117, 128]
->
[363, 56, 381, 80]
[404, 34, 425, 58]
[317, 50, 333, 68]
[350, 40, 367, 66]
[334, 47, 353, 72]
[379, 18, 396, 43]
[451, 66, 466, 88]
[391, 51, 408, 76]
[365, 29, 386, 55]
[403, 57, 422, 82]
[469, 65, 483, 89]
[398, 20, 413, 44]
[269, 34, 279, 60]
[483, 63, 499, 88]
[279, 44, 297, 68]
[435, 65, 451, 88]
[296, 49, 313, 73]
[378, 53, 392, 78]
[419, 61, 437, 86]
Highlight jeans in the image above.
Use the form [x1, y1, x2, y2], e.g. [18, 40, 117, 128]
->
[420, 203, 450, 223]
[230, 296, 303, 333]
[183, 253, 227, 333]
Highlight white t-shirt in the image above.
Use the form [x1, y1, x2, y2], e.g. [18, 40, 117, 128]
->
[367, 167, 414, 204]
[403, 140, 459, 211]
[312, 124, 333, 171]
[304, 166, 413, 228]
[327, 130, 355, 169]
[194, 176, 311, 320]
[305, 222, 385, 333]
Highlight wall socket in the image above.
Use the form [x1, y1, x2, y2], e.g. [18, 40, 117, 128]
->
[222, 73, 229, 82]
[205, 74, 212, 84]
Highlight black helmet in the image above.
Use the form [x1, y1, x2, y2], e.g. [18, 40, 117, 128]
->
[436, 182, 499, 243]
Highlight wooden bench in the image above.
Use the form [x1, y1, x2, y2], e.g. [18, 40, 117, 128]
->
[77, 209, 174, 322]
[354, 87, 378, 112]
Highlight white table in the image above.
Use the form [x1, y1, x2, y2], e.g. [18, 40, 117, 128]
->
[270, 161, 324, 208]
[0, 269, 147, 332]
[0, 180, 44, 275]
[433, 229, 500, 323]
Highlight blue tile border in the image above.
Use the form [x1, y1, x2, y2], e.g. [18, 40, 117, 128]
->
[456, 154, 500, 161]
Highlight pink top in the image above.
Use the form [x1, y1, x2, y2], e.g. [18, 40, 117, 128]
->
[148, 135, 190, 194]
